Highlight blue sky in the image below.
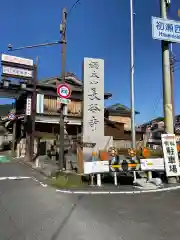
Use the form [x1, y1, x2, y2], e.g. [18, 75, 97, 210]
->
[0, 0, 180, 124]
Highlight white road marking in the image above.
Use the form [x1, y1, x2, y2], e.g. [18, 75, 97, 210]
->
[31, 177, 47, 187]
[0, 176, 48, 188]
[55, 185, 180, 195]
[1, 175, 180, 195]
[0, 176, 31, 181]
[39, 182, 48, 187]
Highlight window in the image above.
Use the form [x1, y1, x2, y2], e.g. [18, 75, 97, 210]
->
[151, 131, 162, 140]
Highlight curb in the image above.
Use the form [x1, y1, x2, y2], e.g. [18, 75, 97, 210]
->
[55, 185, 180, 195]
[1, 174, 180, 195]
[14, 157, 50, 178]
[14, 157, 86, 178]
[14, 158, 180, 195]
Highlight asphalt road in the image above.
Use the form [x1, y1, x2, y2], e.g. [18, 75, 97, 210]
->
[0, 162, 180, 240]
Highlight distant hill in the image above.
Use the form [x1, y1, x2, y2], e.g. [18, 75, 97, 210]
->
[0, 104, 13, 117]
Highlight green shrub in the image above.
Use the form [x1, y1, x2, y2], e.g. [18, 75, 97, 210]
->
[50, 172, 87, 189]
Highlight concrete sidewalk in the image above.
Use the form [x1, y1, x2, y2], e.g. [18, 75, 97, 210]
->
[13, 156, 180, 194]
[14, 155, 59, 177]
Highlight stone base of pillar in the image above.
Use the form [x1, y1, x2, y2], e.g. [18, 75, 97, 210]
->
[16, 138, 26, 158]
[168, 177, 178, 184]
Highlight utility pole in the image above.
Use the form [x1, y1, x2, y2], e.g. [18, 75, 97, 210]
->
[11, 101, 16, 157]
[8, 2, 80, 166]
[130, 0, 136, 149]
[160, 0, 177, 183]
[169, 44, 175, 126]
[30, 58, 38, 161]
[161, 0, 174, 134]
[59, 8, 67, 170]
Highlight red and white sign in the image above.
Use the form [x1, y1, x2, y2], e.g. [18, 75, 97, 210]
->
[57, 84, 71, 99]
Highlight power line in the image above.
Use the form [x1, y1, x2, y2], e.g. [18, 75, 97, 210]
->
[68, 0, 81, 17]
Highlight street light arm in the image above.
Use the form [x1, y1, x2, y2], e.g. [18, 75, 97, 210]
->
[8, 40, 62, 51]
[8, 0, 81, 52]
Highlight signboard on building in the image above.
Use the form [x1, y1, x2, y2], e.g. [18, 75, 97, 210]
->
[161, 134, 180, 177]
[1, 54, 33, 80]
[2, 66, 33, 78]
[152, 17, 180, 44]
[1, 54, 33, 66]
[82, 58, 105, 162]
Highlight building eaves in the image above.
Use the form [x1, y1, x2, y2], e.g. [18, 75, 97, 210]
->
[106, 103, 140, 115]
[36, 78, 112, 99]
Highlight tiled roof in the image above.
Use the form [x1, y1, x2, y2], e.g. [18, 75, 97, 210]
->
[140, 115, 180, 128]
[40, 73, 82, 87]
[38, 73, 112, 98]
[139, 117, 164, 127]
[106, 103, 140, 115]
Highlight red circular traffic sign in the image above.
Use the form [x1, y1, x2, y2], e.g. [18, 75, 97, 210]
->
[8, 113, 16, 121]
[57, 84, 71, 99]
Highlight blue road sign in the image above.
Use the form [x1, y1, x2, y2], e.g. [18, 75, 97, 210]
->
[152, 17, 180, 44]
